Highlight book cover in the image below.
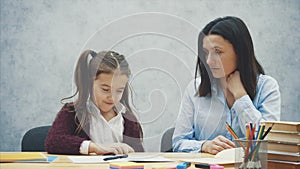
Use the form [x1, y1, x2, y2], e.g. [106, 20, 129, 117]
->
[263, 121, 300, 133]
[265, 131, 300, 144]
[268, 141, 300, 153]
[268, 151, 300, 162]
[0, 152, 47, 163]
[268, 159, 300, 169]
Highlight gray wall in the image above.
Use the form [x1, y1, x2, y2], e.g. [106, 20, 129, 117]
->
[1, 0, 299, 152]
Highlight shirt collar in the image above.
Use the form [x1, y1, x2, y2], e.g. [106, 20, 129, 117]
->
[211, 79, 226, 105]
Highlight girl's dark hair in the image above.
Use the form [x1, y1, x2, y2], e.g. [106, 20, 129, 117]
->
[62, 50, 142, 137]
[195, 16, 265, 100]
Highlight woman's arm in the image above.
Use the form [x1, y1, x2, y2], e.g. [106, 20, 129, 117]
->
[172, 80, 205, 152]
[231, 75, 281, 134]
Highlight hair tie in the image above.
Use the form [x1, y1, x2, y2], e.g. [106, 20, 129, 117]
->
[90, 50, 97, 57]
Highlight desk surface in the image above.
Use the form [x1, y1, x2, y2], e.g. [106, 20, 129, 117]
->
[0, 152, 235, 169]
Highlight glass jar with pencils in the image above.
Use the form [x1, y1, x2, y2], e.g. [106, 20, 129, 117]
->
[234, 139, 268, 169]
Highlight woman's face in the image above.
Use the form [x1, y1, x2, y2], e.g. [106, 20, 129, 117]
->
[92, 72, 128, 113]
[203, 34, 238, 78]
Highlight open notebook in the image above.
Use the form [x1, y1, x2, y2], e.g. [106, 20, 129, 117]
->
[181, 147, 244, 165]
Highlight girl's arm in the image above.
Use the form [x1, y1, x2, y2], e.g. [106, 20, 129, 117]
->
[46, 103, 88, 154]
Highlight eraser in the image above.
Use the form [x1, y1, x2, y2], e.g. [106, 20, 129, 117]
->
[210, 164, 224, 169]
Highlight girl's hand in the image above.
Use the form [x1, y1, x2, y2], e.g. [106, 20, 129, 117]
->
[89, 142, 134, 155]
[201, 135, 235, 155]
[226, 71, 247, 100]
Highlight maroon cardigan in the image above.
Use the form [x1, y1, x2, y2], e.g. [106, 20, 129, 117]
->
[46, 103, 144, 154]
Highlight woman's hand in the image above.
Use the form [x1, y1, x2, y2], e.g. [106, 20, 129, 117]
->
[226, 71, 247, 100]
[201, 135, 235, 155]
[89, 142, 135, 155]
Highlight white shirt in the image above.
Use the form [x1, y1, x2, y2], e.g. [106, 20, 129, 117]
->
[79, 99, 126, 154]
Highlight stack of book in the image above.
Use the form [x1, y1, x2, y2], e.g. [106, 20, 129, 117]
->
[263, 121, 300, 169]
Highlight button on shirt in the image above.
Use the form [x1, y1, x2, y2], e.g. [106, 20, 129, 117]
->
[172, 74, 281, 152]
[79, 99, 126, 154]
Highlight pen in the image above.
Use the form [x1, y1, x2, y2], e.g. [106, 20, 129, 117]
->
[103, 154, 128, 161]
[195, 163, 210, 169]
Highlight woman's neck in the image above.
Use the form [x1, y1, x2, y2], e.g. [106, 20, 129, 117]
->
[219, 78, 235, 108]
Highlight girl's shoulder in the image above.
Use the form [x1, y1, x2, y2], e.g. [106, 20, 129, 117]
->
[60, 102, 76, 113]
[122, 110, 138, 123]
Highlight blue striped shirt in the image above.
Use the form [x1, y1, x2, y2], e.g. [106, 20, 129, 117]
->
[172, 74, 281, 152]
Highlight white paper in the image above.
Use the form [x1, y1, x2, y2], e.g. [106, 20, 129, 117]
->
[68, 154, 174, 163]
[128, 153, 174, 162]
[68, 155, 126, 163]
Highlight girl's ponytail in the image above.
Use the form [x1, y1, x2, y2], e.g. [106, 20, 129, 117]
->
[61, 50, 96, 104]
[74, 50, 95, 107]
[61, 50, 96, 134]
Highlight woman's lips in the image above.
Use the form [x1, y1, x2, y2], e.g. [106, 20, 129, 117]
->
[210, 67, 220, 71]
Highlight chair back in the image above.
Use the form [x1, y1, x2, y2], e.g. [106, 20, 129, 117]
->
[160, 127, 175, 152]
[21, 125, 51, 152]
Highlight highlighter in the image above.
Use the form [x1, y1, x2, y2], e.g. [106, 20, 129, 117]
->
[176, 162, 191, 169]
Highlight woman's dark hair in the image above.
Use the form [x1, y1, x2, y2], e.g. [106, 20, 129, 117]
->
[62, 50, 142, 138]
[195, 16, 265, 100]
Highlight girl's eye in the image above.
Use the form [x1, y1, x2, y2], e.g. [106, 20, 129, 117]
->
[101, 88, 109, 92]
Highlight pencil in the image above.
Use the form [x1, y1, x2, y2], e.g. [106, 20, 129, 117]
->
[225, 122, 245, 149]
[261, 123, 274, 140]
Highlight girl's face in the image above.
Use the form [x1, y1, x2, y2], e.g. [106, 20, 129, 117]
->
[92, 72, 128, 113]
[203, 34, 238, 78]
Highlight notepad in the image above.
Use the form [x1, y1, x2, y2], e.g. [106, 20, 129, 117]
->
[0, 152, 56, 163]
[110, 162, 144, 169]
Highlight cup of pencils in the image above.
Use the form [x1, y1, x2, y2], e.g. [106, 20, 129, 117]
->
[233, 123, 271, 169]
[234, 139, 268, 169]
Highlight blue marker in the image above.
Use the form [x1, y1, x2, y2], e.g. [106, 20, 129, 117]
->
[176, 162, 191, 169]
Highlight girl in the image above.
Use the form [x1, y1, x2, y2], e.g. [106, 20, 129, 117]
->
[46, 50, 144, 155]
[173, 16, 280, 154]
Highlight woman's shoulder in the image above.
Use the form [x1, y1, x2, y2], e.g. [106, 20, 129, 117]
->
[186, 78, 201, 93]
[257, 74, 279, 93]
[257, 74, 279, 87]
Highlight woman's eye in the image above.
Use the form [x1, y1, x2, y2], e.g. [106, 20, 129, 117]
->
[214, 49, 222, 55]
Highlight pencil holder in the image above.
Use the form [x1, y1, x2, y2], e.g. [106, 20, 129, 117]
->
[234, 139, 268, 169]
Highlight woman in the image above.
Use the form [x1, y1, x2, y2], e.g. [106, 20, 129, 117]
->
[172, 16, 280, 154]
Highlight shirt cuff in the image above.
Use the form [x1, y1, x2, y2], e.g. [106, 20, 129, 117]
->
[79, 140, 91, 155]
[232, 95, 252, 113]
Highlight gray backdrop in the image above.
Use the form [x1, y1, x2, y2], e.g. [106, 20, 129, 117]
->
[1, 0, 299, 152]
